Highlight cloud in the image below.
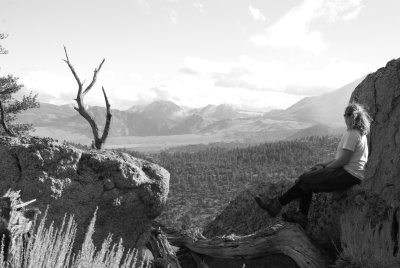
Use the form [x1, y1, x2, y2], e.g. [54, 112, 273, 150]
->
[341, 5, 364, 20]
[148, 71, 303, 110]
[169, 9, 178, 24]
[135, 0, 150, 9]
[129, 72, 144, 81]
[179, 57, 232, 78]
[149, 86, 172, 100]
[250, 0, 365, 53]
[193, 2, 204, 13]
[20, 71, 75, 104]
[249, 5, 266, 21]
[21, 54, 370, 111]
[19, 69, 157, 110]
[319, 0, 364, 21]
[179, 56, 369, 96]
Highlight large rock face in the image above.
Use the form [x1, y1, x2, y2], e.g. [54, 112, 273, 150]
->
[350, 58, 400, 204]
[0, 136, 170, 250]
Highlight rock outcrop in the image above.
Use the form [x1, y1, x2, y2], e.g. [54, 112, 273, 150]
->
[350, 58, 400, 205]
[0, 136, 170, 251]
[204, 180, 295, 237]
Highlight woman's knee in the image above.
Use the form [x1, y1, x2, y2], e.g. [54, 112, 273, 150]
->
[297, 180, 311, 194]
[298, 172, 308, 182]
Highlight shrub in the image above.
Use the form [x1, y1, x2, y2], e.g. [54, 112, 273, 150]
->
[0, 209, 150, 268]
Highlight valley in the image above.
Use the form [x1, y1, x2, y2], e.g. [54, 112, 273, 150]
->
[128, 135, 341, 231]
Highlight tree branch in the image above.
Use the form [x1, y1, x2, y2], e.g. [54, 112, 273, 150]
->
[100, 86, 112, 144]
[63, 46, 82, 94]
[83, 59, 105, 95]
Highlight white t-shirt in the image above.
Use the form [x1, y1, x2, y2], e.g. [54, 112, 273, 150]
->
[335, 129, 368, 180]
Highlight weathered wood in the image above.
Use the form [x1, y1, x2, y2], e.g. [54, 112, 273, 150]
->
[165, 223, 327, 268]
[191, 252, 210, 268]
[0, 190, 38, 261]
[63, 46, 112, 150]
[148, 227, 181, 268]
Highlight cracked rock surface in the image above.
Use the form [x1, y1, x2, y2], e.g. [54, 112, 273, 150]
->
[0, 136, 170, 250]
[351, 58, 400, 204]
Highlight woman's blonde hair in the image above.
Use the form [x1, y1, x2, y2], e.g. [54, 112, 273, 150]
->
[344, 102, 372, 135]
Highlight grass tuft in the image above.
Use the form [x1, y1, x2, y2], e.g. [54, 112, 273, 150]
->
[335, 208, 400, 268]
[0, 209, 150, 268]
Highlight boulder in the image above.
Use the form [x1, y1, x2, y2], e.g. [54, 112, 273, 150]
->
[204, 180, 295, 237]
[0, 136, 170, 251]
[350, 58, 400, 205]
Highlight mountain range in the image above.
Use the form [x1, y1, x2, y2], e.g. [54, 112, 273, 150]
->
[17, 77, 363, 145]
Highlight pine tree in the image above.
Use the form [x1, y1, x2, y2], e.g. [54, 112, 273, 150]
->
[0, 75, 39, 136]
[0, 34, 40, 136]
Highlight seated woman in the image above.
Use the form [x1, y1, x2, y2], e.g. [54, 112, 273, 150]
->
[255, 102, 372, 228]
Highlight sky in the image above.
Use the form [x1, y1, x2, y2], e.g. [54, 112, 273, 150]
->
[1, 0, 400, 111]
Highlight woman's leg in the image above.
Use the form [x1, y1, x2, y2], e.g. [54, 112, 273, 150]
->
[256, 167, 360, 223]
[299, 191, 312, 215]
[278, 183, 307, 206]
[277, 179, 313, 215]
[279, 167, 361, 215]
[298, 167, 361, 194]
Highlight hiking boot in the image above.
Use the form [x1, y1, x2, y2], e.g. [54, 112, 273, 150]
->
[282, 211, 308, 229]
[254, 196, 282, 217]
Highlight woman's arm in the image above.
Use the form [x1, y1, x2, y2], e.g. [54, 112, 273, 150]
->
[315, 159, 335, 168]
[326, 149, 353, 168]
[307, 159, 334, 172]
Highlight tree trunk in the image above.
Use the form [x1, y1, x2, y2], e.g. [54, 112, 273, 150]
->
[0, 101, 16, 137]
[164, 223, 327, 268]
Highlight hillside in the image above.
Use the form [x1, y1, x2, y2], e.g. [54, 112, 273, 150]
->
[264, 78, 364, 124]
[286, 123, 345, 140]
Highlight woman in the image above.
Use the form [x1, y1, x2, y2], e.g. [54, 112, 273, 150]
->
[255, 102, 372, 228]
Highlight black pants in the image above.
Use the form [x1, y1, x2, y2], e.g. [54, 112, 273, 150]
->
[278, 167, 361, 215]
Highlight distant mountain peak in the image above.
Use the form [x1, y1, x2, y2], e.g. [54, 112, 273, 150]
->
[264, 77, 365, 124]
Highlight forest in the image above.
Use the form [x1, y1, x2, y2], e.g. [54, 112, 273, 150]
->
[120, 135, 341, 231]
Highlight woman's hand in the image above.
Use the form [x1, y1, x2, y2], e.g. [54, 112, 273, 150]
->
[307, 165, 324, 172]
[314, 163, 326, 168]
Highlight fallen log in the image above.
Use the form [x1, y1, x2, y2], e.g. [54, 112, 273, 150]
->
[163, 222, 327, 268]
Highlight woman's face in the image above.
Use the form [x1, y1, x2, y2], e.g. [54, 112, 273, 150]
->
[344, 113, 352, 128]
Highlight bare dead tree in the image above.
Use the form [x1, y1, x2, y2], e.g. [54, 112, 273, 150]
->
[63, 46, 112, 149]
